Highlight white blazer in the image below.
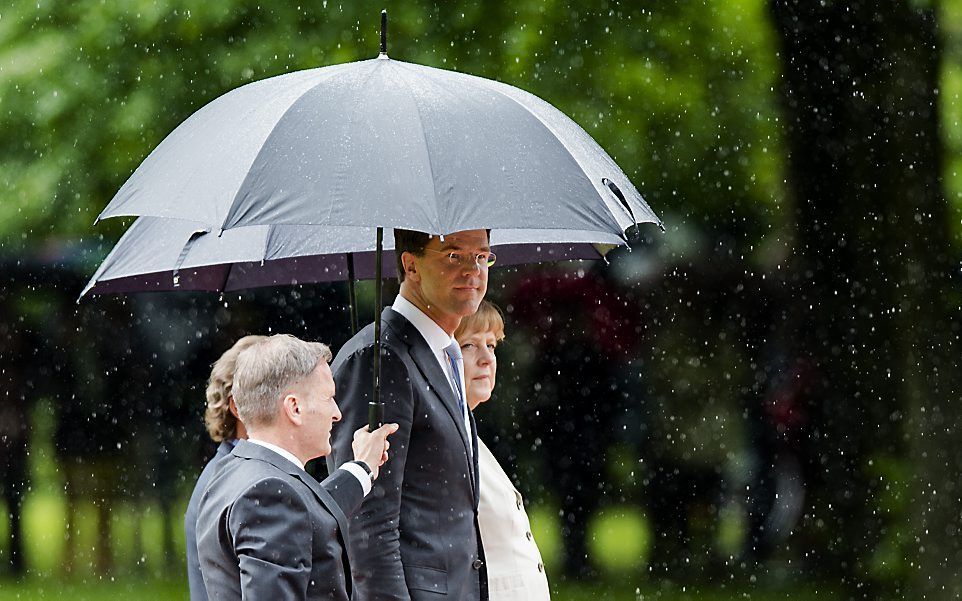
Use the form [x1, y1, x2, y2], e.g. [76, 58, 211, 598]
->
[477, 438, 551, 601]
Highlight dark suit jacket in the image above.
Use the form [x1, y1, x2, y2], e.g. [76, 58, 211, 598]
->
[328, 307, 487, 600]
[196, 440, 364, 601]
[186, 439, 236, 601]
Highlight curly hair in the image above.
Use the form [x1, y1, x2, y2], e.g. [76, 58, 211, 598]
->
[204, 335, 267, 442]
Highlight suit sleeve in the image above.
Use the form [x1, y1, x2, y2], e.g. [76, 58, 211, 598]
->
[321, 467, 366, 518]
[228, 477, 313, 601]
[331, 345, 415, 600]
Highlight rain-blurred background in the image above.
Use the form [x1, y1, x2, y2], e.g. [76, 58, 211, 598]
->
[2, 1, 961, 599]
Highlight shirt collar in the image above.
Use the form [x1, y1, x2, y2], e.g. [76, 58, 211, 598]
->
[392, 294, 458, 357]
[247, 438, 305, 471]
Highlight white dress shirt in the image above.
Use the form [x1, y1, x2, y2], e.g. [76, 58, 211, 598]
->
[248, 438, 372, 496]
[477, 438, 550, 600]
[392, 295, 472, 448]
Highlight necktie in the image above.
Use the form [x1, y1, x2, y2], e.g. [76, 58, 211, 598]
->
[444, 342, 466, 416]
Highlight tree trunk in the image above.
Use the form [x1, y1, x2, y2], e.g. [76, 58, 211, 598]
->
[769, 0, 961, 597]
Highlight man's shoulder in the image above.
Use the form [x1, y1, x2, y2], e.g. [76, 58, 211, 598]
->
[206, 453, 300, 501]
[332, 311, 413, 369]
[334, 321, 377, 357]
[190, 448, 232, 499]
[210, 465, 321, 533]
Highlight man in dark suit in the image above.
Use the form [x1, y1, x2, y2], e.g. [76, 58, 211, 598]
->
[197, 334, 398, 600]
[328, 229, 492, 600]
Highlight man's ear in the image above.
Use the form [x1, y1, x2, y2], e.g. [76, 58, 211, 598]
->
[282, 394, 303, 426]
[228, 396, 240, 419]
[401, 251, 420, 283]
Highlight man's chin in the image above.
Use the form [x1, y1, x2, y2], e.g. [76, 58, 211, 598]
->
[455, 297, 484, 315]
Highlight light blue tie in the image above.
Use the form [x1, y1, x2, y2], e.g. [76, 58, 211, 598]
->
[444, 342, 466, 417]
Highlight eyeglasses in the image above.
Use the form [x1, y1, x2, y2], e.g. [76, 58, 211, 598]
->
[424, 248, 497, 268]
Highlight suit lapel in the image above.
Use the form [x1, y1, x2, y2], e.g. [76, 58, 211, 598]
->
[384, 309, 476, 476]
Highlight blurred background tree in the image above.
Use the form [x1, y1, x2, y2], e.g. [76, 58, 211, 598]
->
[771, 2, 961, 598]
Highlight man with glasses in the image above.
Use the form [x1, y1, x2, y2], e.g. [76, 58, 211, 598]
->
[327, 229, 494, 601]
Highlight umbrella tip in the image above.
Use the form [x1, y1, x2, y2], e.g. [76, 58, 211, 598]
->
[76, 284, 92, 303]
[380, 9, 388, 57]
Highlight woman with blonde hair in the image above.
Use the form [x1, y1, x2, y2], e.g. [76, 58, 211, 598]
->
[455, 301, 550, 600]
[184, 334, 266, 601]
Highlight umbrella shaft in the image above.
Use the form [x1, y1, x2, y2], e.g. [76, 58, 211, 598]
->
[380, 10, 388, 54]
[347, 253, 359, 334]
[370, 227, 384, 429]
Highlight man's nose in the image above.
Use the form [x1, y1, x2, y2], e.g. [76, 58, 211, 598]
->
[461, 260, 482, 275]
[333, 402, 342, 422]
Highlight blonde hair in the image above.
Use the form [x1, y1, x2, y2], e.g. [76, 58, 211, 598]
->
[204, 335, 267, 442]
[232, 334, 333, 429]
[455, 300, 506, 343]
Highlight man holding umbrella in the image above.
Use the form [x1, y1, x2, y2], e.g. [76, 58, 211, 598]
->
[328, 228, 492, 600]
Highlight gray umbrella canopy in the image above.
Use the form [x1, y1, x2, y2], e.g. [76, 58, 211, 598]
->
[95, 55, 661, 238]
[81, 216, 620, 297]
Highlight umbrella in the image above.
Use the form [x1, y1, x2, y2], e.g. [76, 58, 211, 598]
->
[89, 11, 664, 426]
[94, 14, 660, 239]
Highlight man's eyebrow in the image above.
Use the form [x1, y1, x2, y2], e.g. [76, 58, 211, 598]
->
[439, 242, 491, 251]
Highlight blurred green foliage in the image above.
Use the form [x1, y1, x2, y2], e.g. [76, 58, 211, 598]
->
[942, 0, 962, 242]
[0, 0, 787, 256]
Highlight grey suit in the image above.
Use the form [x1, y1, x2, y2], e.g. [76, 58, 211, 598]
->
[185, 439, 237, 601]
[197, 440, 364, 601]
[328, 307, 487, 600]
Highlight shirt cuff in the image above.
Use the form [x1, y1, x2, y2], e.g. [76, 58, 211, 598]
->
[339, 462, 373, 497]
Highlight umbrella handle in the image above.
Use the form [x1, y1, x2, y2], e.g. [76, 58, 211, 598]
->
[368, 401, 384, 432]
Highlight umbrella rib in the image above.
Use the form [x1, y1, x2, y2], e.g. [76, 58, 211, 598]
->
[396, 61, 637, 234]
[172, 230, 209, 287]
[80, 217, 153, 299]
[217, 63, 374, 234]
[165, 75, 329, 227]
[221, 259, 236, 292]
[470, 78, 627, 228]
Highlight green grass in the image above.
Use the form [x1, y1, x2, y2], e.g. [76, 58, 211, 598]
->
[0, 577, 842, 600]
[0, 579, 186, 601]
